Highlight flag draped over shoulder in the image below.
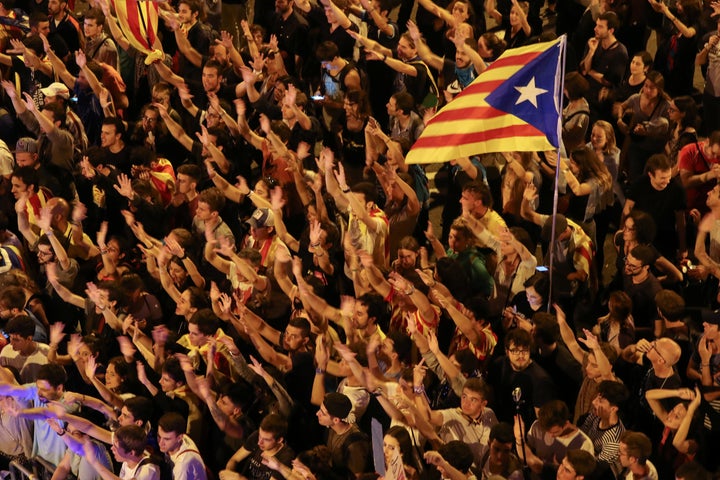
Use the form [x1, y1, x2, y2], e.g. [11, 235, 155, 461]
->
[111, 0, 164, 64]
[406, 37, 566, 165]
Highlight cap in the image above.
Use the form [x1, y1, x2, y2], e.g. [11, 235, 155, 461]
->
[323, 392, 352, 420]
[15, 137, 38, 154]
[702, 308, 720, 325]
[246, 208, 274, 228]
[541, 214, 568, 243]
[40, 82, 70, 99]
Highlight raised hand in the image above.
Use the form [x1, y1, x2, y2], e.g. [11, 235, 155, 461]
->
[114, 173, 134, 199]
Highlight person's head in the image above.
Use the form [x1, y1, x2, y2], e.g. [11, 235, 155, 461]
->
[40, 102, 66, 129]
[486, 423, 514, 470]
[595, 11, 619, 39]
[655, 289, 685, 322]
[675, 461, 711, 480]
[354, 293, 386, 330]
[623, 209, 656, 244]
[349, 182, 378, 208]
[557, 450, 596, 480]
[217, 381, 252, 418]
[461, 181, 493, 214]
[10, 166, 39, 200]
[4, 315, 35, 353]
[159, 357, 186, 393]
[258, 413, 288, 451]
[448, 219, 473, 253]
[29, 11, 50, 36]
[646, 338, 681, 368]
[247, 208, 275, 241]
[187, 309, 218, 347]
[175, 286, 207, 318]
[0, 286, 27, 320]
[40, 82, 70, 106]
[642, 70, 667, 101]
[624, 244, 654, 278]
[584, 343, 618, 380]
[316, 40, 339, 64]
[317, 392, 352, 427]
[36, 364, 67, 402]
[387, 91, 414, 117]
[523, 272, 549, 309]
[202, 59, 224, 93]
[478, 32, 506, 60]
[505, 328, 532, 371]
[592, 380, 628, 419]
[564, 72, 589, 101]
[196, 187, 225, 222]
[397, 32, 418, 61]
[607, 291, 632, 322]
[436, 441, 474, 476]
[532, 312, 560, 346]
[283, 316, 312, 352]
[460, 377, 490, 418]
[275, 0, 294, 15]
[644, 153, 673, 190]
[382, 331, 412, 367]
[47, 0, 67, 16]
[105, 356, 132, 391]
[448, 0, 473, 23]
[569, 148, 609, 189]
[13, 137, 38, 170]
[120, 397, 153, 427]
[538, 400, 571, 436]
[112, 425, 148, 461]
[395, 236, 420, 272]
[618, 431, 652, 468]
[151, 82, 173, 108]
[629, 51, 653, 76]
[343, 89, 371, 120]
[676, 0, 702, 23]
[383, 425, 415, 467]
[176, 164, 201, 196]
[83, 8, 106, 37]
[101, 117, 125, 149]
[509, 0, 529, 26]
[669, 95, 698, 130]
[177, 0, 202, 24]
[157, 412, 186, 454]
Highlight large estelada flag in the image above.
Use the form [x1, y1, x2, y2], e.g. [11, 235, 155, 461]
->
[111, 0, 163, 64]
[406, 36, 566, 165]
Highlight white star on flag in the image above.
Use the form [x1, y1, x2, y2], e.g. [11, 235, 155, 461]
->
[514, 77, 548, 108]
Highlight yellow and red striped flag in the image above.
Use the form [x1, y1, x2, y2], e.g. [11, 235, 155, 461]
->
[406, 36, 566, 165]
[111, 0, 163, 64]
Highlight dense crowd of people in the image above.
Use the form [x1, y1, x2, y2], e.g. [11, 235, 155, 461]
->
[1, 0, 720, 478]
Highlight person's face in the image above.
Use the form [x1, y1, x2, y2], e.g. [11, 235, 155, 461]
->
[585, 353, 601, 379]
[10, 176, 31, 199]
[324, 6, 337, 23]
[525, 285, 543, 308]
[175, 173, 195, 195]
[590, 126, 607, 151]
[545, 423, 566, 438]
[106, 239, 122, 263]
[506, 342, 531, 370]
[195, 201, 213, 222]
[618, 442, 632, 468]
[141, 109, 159, 132]
[273, 82, 287, 103]
[667, 101, 683, 123]
[217, 394, 241, 417]
[623, 253, 644, 277]
[36, 20, 50, 36]
[100, 125, 119, 148]
[281, 101, 295, 120]
[642, 79, 659, 100]
[455, 48, 470, 68]
[36, 379, 61, 403]
[257, 428, 281, 451]
[177, 3, 197, 24]
[664, 402, 687, 430]
[202, 67, 222, 93]
[488, 439, 512, 469]
[396, 249, 417, 270]
[250, 224, 271, 241]
[211, 45, 229, 65]
[8, 333, 33, 353]
[159, 372, 179, 393]
[478, 36, 492, 58]
[591, 394, 614, 419]
[105, 363, 122, 390]
[629, 55, 647, 76]
[649, 168, 672, 191]
[383, 434, 401, 464]
[397, 37, 416, 61]
[622, 218, 636, 242]
[175, 288, 194, 316]
[386, 97, 398, 117]
[187, 323, 208, 347]
[343, 98, 358, 118]
[111, 437, 131, 462]
[275, 0, 291, 14]
[118, 406, 138, 426]
[460, 190, 481, 214]
[353, 302, 371, 330]
[703, 321, 719, 337]
[594, 19, 610, 39]
[157, 427, 183, 454]
[556, 457, 580, 480]
[77, 344, 93, 362]
[451, 1, 469, 21]
[48, 0, 63, 15]
[83, 18, 102, 37]
[707, 184, 720, 208]
[448, 229, 468, 252]
[316, 404, 334, 427]
[37, 244, 55, 265]
[283, 325, 307, 352]
[509, 6, 521, 25]
[460, 388, 486, 418]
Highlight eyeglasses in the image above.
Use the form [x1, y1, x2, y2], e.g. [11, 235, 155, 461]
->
[507, 348, 530, 355]
[650, 340, 669, 364]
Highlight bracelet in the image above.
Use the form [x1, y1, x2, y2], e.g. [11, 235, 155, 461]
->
[315, 367, 325, 375]
[58, 429, 66, 436]
[100, 248, 108, 255]
[382, 54, 387, 62]
[341, 187, 351, 193]
[404, 286, 415, 296]
[413, 386, 424, 395]
[46, 230, 54, 237]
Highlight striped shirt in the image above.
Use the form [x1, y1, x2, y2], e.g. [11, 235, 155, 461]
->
[579, 413, 625, 477]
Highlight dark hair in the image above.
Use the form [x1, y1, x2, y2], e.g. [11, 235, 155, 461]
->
[598, 11, 619, 30]
[597, 380, 629, 408]
[158, 412, 187, 435]
[357, 293, 388, 326]
[634, 50, 653, 67]
[505, 328, 532, 349]
[188, 309, 219, 335]
[162, 357, 185, 384]
[177, 164, 202, 183]
[655, 289, 685, 321]
[629, 244, 655, 267]
[538, 400, 570, 430]
[391, 92, 415, 115]
[198, 187, 226, 213]
[462, 181, 493, 208]
[626, 209, 656, 244]
[0, 286, 27, 311]
[489, 422, 514, 444]
[287, 316, 312, 338]
[221, 381, 253, 411]
[523, 272, 549, 299]
[645, 70, 668, 100]
[315, 41, 339, 61]
[4, 315, 35, 338]
[350, 182, 377, 203]
[123, 396, 153, 423]
[102, 117, 126, 137]
[84, 7, 106, 25]
[566, 449, 597, 477]
[437, 441, 474, 473]
[386, 331, 412, 365]
[673, 95, 699, 129]
[620, 431, 652, 463]
[564, 72, 589, 100]
[480, 32, 506, 59]
[531, 312, 559, 345]
[178, 0, 203, 15]
[674, 461, 711, 480]
[115, 425, 148, 456]
[37, 364, 67, 388]
[260, 413, 288, 440]
[29, 11, 49, 28]
[386, 426, 417, 469]
[454, 349, 481, 376]
[463, 377, 490, 398]
[203, 59, 224, 76]
[345, 89, 372, 119]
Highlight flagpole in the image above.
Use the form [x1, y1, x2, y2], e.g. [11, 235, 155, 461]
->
[547, 35, 567, 313]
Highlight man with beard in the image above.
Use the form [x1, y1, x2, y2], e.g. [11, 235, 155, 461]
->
[622, 245, 662, 336]
[0, 364, 79, 467]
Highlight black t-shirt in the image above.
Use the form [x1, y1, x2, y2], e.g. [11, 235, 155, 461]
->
[240, 430, 296, 480]
[104, 146, 133, 176]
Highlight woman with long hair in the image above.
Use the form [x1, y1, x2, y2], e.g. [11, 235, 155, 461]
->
[383, 426, 422, 480]
[593, 291, 635, 354]
[666, 95, 699, 169]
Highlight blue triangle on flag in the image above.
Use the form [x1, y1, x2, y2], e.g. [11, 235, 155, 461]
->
[485, 43, 561, 147]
